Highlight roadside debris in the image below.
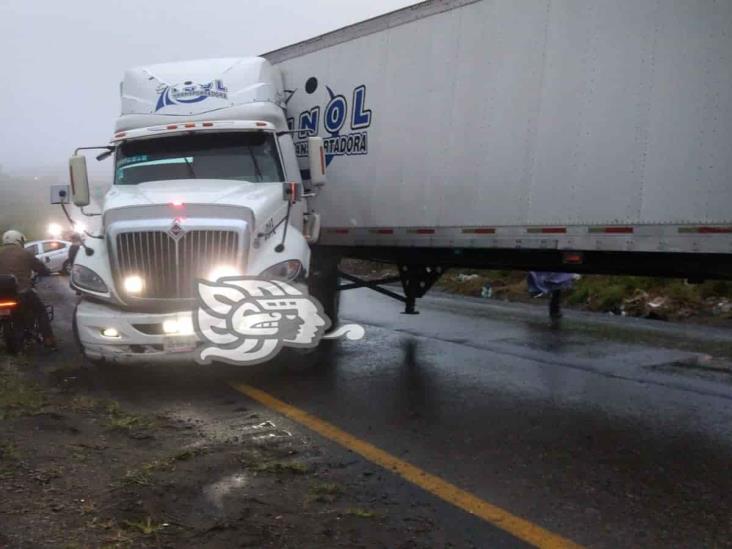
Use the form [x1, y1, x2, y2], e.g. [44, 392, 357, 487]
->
[480, 283, 493, 299]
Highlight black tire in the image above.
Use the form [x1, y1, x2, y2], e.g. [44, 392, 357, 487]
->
[2, 320, 20, 355]
[281, 342, 338, 373]
[308, 249, 341, 329]
[71, 306, 81, 351]
[84, 354, 108, 368]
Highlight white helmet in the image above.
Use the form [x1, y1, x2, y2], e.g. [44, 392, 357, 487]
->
[2, 230, 26, 246]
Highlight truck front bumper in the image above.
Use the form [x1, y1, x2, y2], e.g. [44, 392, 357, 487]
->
[75, 300, 202, 364]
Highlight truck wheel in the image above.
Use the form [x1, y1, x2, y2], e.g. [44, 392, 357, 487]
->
[83, 354, 108, 368]
[2, 320, 20, 355]
[319, 285, 340, 329]
[72, 306, 82, 352]
[282, 344, 337, 372]
[308, 250, 341, 329]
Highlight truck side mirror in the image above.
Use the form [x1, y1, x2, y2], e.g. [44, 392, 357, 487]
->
[69, 155, 90, 207]
[307, 137, 327, 186]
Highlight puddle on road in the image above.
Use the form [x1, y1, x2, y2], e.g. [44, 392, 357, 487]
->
[203, 472, 249, 510]
[650, 354, 732, 384]
[496, 335, 625, 359]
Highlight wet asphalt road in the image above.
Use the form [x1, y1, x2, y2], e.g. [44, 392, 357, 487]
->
[42, 276, 732, 548]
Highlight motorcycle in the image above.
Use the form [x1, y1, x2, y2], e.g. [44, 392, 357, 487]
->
[0, 274, 54, 354]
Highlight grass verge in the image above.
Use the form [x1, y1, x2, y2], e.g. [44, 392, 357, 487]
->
[0, 361, 46, 419]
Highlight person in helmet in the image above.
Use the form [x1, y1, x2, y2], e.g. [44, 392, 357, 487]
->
[0, 230, 56, 349]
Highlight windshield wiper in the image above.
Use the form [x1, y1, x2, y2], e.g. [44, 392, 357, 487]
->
[248, 147, 263, 182]
[183, 156, 197, 179]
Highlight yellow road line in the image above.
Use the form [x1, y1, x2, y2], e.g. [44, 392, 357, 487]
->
[229, 382, 583, 549]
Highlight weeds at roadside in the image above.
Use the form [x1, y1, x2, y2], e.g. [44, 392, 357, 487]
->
[80, 499, 98, 515]
[141, 447, 208, 473]
[0, 441, 19, 461]
[118, 447, 208, 488]
[306, 481, 344, 504]
[103, 401, 156, 434]
[68, 395, 103, 413]
[120, 468, 153, 487]
[31, 465, 64, 484]
[86, 516, 117, 533]
[253, 460, 310, 475]
[345, 507, 378, 519]
[170, 447, 207, 462]
[99, 523, 135, 546]
[70, 449, 88, 463]
[0, 364, 46, 419]
[0, 441, 20, 479]
[122, 516, 166, 536]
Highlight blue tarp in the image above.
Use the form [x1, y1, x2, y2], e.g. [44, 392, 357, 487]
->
[527, 272, 575, 296]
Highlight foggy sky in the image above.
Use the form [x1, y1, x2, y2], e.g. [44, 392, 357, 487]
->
[0, 0, 418, 176]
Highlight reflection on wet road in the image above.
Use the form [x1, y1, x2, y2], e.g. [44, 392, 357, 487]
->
[47, 274, 732, 548]
[228, 290, 732, 548]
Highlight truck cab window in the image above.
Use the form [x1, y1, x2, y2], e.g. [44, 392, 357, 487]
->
[115, 132, 284, 185]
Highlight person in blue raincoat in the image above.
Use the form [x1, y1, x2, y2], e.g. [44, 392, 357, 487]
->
[527, 272, 575, 319]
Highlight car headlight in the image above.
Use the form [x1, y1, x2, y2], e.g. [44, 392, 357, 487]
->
[259, 260, 303, 281]
[71, 265, 108, 294]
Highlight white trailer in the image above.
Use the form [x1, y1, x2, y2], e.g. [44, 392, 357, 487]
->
[64, 0, 731, 363]
[266, 0, 732, 298]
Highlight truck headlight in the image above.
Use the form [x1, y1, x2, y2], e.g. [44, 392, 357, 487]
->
[259, 260, 303, 282]
[71, 265, 108, 294]
[123, 275, 144, 294]
[208, 265, 241, 281]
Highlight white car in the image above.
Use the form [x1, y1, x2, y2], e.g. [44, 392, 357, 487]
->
[25, 239, 72, 274]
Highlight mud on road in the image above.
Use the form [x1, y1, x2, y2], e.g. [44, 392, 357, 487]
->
[0, 355, 462, 549]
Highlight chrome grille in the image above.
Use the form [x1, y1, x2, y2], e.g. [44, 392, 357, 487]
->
[116, 230, 240, 299]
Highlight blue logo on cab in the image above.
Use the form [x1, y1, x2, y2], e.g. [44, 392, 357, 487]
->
[155, 80, 228, 111]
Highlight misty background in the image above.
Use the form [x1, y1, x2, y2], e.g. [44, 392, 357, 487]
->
[0, 0, 417, 239]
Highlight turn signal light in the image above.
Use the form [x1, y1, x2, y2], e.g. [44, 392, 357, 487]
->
[0, 300, 18, 308]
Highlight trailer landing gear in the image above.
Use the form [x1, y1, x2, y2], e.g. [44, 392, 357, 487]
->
[337, 265, 445, 314]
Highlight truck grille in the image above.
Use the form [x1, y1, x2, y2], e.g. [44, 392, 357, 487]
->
[116, 230, 240, 299]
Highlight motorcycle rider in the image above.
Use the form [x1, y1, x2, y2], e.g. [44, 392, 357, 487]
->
[0, 230, 57, 349]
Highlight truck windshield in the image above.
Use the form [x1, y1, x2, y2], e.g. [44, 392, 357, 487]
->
[114, 132, 284, 185]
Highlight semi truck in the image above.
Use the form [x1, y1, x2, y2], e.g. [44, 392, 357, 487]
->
[67, 0, 732, 363]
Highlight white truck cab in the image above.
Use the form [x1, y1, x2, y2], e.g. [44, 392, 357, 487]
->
[68, 58, 326, 363]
